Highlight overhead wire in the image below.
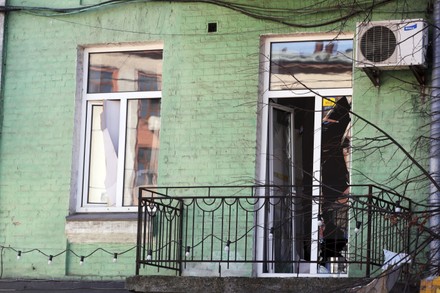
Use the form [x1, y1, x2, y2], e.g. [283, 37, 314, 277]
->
[1, 0, 401, 29]
[0, 0, 426, 40]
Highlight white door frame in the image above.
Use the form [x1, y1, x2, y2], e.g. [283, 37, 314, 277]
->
[256, 34, 354, 276]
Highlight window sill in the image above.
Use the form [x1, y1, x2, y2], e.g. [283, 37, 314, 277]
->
[65, 213, 138, 244]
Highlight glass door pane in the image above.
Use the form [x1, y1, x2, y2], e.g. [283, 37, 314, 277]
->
[263, 98, 319, 275]
[266, 103, 296, 273]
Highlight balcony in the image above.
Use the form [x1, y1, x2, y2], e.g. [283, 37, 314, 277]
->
[133, 184, 414, 282]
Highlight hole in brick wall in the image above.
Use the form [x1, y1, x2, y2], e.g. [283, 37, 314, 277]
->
[207, 22, 217, 33]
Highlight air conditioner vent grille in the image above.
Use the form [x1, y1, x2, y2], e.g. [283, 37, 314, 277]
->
[360, 25, 397, 63]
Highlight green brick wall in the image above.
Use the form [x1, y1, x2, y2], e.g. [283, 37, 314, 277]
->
[0, 0, 431, 279]
[351, 70, 430, 193]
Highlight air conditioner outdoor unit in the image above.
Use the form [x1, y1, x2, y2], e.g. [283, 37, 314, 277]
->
[355, 19, 427, 69]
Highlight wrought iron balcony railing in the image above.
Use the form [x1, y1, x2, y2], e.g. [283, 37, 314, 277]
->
[135, 185, 413, 278]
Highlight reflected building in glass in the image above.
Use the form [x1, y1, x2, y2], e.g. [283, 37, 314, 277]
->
[270, 40, 353, 90]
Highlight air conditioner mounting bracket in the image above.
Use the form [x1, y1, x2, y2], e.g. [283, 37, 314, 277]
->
[362, 66, 426, 89]
[409, 65, 426, 87]
[362, 68, 381, 87]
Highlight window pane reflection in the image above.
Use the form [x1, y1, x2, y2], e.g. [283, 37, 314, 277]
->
[270, 40, 353, 90]
[124, 99, 161, 206]
[87, 50, 163, 93]
[87, 101, 120, 205]
[88, 105, 106, 204]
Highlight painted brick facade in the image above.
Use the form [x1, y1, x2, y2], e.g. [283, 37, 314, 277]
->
[0, 0, 432, 280]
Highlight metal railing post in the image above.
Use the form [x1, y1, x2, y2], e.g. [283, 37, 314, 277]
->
[366, 185, 373, 277]
[135, 188, 143, 275]
[407, 200, 412, 255]
[178, 199, 184, 276]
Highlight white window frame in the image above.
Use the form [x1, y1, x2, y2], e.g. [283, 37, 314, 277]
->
[256, 34, 353, 277]
[76, 43, 163, 213]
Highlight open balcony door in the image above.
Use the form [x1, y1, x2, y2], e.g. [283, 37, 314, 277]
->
[266, 103, 297, 274]
[257, 97, 322, 276]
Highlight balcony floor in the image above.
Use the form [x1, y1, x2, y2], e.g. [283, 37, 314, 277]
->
[125, 275, 418, 292]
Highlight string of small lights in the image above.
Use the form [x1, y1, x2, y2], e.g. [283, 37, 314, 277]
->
[0, 244, 136, 267]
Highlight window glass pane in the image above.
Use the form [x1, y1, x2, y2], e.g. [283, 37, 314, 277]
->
[87, 104, 106, 204]
[87, 101, 120, 205]
[124, 99, 161, 206]
[270, 40, 353, 90]
[87, 50, 163, 93]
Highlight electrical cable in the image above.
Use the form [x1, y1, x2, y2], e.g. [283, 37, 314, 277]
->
[0, 0, 400, 30]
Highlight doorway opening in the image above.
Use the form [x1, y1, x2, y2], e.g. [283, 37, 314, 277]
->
[261, 95, 351, 275]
